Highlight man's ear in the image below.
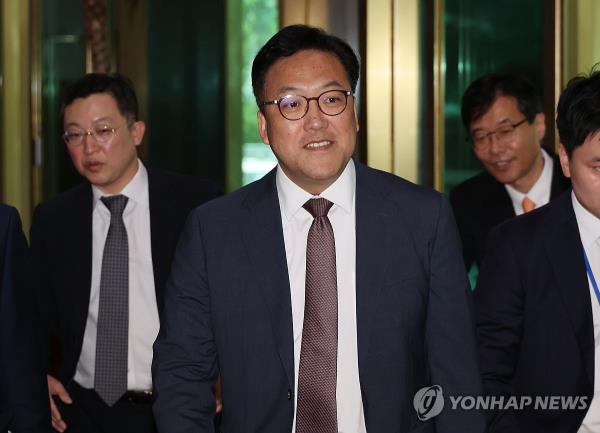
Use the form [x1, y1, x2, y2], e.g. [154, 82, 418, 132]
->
[534, 112, 546, 142]
[132, 121, 146, 146]
[558, 143, 571, 178]
[257, 110, 270, 145]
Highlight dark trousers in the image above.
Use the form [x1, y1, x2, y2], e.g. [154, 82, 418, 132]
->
[56, 382, 156, 433]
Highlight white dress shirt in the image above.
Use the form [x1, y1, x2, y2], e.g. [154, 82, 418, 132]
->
[74, 160, 159, 392]
[276, 159, 367, 433]
[505, 148, 554, 215]
[574, 192, 600, 432]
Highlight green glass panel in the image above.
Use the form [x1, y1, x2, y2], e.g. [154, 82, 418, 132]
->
[40, 0, 86, 199]
[240, 0, 278, 186]
[147, 0, 226, 186]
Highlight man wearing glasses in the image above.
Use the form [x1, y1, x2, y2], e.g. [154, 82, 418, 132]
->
[30, 73, 220, 433]
[153, 24, 485, 433]
[449, 73, 570, 271]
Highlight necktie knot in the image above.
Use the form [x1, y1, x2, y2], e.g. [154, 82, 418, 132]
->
[101, 195, 128, 217]
[303, 197, 333, 218]
[522, 196, 536, 213]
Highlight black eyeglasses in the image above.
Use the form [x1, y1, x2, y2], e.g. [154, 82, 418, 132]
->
[469, 118, 528, 150]
[260, 89, 354, 121]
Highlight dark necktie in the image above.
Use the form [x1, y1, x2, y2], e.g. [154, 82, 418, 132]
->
[95, 194, 129, 406]
[296, 198, 338, 433]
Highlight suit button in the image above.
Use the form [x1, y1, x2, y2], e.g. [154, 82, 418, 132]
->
[287, 389, 292, 400]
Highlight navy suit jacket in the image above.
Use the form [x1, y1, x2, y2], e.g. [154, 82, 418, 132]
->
[475, 189, 592, 433]
[449, 155, 570, 270]
[152, 162, 486, 433]
[0, 204, 51, 433]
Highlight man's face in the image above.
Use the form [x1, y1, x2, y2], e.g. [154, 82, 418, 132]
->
[64, 93, 145, 194]
[257, 49, 359, 194]
[559, 133, 600, 219]
[470, 95, 545, 193]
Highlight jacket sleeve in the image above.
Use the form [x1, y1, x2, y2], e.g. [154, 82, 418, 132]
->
[449, 188, 476, 271]
[474, 225, 524, 432]
[426, 196, 486, 433]
[152, 209, 218, 433]
[1, 206, 52, 433]
[29, 205, 57, 376]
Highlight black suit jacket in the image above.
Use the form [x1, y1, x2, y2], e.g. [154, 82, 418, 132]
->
[30, 168, 221, 383]
[152, 162, 486, 433]
[0, 204, 51, 433]
[475, 189, 592, 433]
[449, 155, 570, 270]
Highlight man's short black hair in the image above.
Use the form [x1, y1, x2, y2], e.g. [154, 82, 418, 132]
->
[61, 73, 139, 123]
[461, 73, 542, 134]
[556, 67, 600, 157]
[251, 24, 359, 107]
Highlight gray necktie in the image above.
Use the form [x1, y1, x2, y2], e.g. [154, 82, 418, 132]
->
[296, 198, 338, 433]
[95, 195, 129, 406]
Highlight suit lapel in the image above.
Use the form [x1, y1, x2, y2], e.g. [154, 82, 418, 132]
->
[148, 169, 177, 315]
[543, 191, 594, 387]
[550, 155, 570, 198]
[355, 164, 393, 368]
[485, 179, 515, 221]
[69, 185, 94, 335]
[241, 171, 295, 388]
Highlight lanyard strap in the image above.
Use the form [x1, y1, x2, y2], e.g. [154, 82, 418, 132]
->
[583, 247, 600, 306]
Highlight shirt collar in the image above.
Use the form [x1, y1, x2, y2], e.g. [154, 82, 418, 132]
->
[573, 190, 600, 250]
[92, 159, 149, 211]
[276, 159, 356, 221]
[505, 148, 553, 211]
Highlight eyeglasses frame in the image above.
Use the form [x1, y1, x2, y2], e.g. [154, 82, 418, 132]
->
[260, 89, 354, 121]
[62, 123, 128, 147]
[468, 118, 529, 150]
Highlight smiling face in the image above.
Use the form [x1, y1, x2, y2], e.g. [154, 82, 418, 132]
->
[559, 132, 600, 219]
[470, 95, 545, 193]
[64, 92, 145, 194]
[257, 49, 358, 195]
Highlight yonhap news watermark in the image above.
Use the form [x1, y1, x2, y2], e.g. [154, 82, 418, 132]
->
[413, 385, 589, 421]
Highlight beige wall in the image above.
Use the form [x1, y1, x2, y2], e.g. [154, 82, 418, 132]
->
[366, 0, 420, 183]
[279, 0, 329, 29]
[563, 0, 600, 83]
[1, 0, 32, 226]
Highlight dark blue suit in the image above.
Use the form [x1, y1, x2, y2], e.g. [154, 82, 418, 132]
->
[0, 204, 51, 433]
[152, 162, 485, 433]
[476, 190, 593, 432]
[449, 155, 570, 270]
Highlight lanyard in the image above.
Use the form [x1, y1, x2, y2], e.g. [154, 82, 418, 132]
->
[583, 247, 600, 306]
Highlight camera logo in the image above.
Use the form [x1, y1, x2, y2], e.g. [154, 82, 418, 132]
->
[413, 385, 445, 421]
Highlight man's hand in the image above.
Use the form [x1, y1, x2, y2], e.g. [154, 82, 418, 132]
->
[47, 374, 72, 432]
[215, 380, 223, 413]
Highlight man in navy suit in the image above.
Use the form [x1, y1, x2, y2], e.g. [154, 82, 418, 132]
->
[0, 204, 51, 433]
[475, 69, 600, 432]
[153, 25, 485, 433]
[30, 74, 221, 433]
